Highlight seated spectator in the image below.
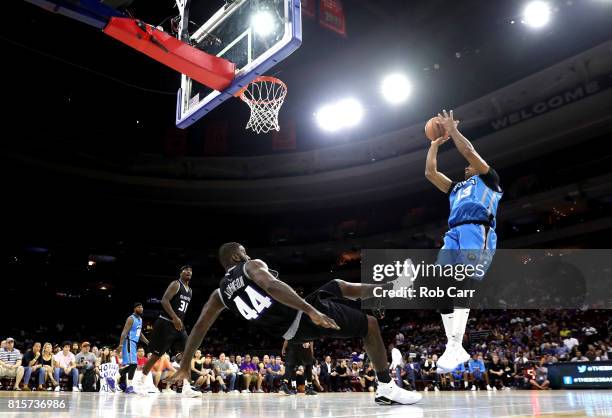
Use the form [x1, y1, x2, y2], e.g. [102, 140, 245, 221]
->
[239, 354, 255, 393]
[213, 353, 238, 393]
[529, 357, 550, 390]
[71, 342, 80, 356]
[265, 356, 285, 393]
[333, 360, 350, 392]
[360, 362, 377, 392]
[251, 355, 264, 393]
[468, 353, 493, 391]
[349, 361, 362, 391]
[571, 350, 589, 362]
[501, 357, 515, 389]
[53, 342, 79, 392]
[99, 347, 117, 365]
[421, 354, 442, 392]
[0, 340, 5, 351]
[136, 348, 147, 370]
[563, 333, 579, 352]
[312, 360, 324, 392]
[191, 350, 211, 391]
[449, 362, 468, 389]
[0, 337, 25, 390]
[21, 342, 42, 391]
[75, 342, 97, 391]
[204, 354, 225, 392]
[38, 343, 58, 390]
[151, 353, 176, 390]
[487, 355, 506, 390]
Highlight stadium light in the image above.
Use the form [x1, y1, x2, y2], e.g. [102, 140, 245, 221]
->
[251, 11, 275, 36]
[381, 73, 412, 104]
[316, 98, 364, 132]
[523, 1, 551, 28]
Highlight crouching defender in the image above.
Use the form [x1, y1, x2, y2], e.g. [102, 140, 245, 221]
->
[424, 110, 503, 373]
[167, 242, 421, 405]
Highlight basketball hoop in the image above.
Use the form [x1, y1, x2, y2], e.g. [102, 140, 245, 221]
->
[237, 76, 287, 134]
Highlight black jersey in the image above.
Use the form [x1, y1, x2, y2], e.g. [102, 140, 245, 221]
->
[162, 279, 192, 321]
[219, 262, 299, 338]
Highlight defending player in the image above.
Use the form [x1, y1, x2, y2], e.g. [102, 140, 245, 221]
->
[168, 242, 421, 405]
[424, 110, 503, 372]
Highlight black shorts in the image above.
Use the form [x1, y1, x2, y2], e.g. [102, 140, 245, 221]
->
[292, 280, 369, 342]
[285, 342, 313, 366]
[147, 317, 188, 357]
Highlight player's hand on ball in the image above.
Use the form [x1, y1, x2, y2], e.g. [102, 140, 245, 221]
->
[430, 136, 450, 147]
[437, 109, 459, 136]
[173, 317, 184, 331]
[308, 309, 340, 330]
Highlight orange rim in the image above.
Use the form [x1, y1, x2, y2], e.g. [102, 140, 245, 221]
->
[234, 76, 287, 101]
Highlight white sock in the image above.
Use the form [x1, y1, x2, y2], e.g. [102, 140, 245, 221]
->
[441, 312, 455, 344]
[183, 379, 191, 388]
[452, 308, 470, 345]
[291, 381, 296, 388]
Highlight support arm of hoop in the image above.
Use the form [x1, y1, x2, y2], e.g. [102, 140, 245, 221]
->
[104, 17, 236, 91]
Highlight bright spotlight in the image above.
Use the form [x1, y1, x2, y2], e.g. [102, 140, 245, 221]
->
[381, 73, 412, 104]
[336, 98, 364, 127]
[523, 1, 551, 28]
[251, 11, 275, 36]
[315, 98, 364, 132]
[316, 104, 343, 132]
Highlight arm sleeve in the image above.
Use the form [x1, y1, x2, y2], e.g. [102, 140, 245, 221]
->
[480, 168, 502, 192]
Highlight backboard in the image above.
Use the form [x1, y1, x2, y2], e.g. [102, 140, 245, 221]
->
[175, 0, 302, 129]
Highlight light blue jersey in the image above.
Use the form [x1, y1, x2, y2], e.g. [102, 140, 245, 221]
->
[128, 314, 142, 342]
[448, 171, 502, 229]
[122, 314, 141, 365]
[439, 169, 503, 279]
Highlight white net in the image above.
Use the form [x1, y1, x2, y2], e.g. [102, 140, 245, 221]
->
[239, 77, 287, 134]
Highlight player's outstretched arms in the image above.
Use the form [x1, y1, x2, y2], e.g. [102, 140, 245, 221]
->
[425, 136, 453, 193]
[166, 289, 226, 384]
[246, 259, 340, 330]
[438, 109, 490, 174]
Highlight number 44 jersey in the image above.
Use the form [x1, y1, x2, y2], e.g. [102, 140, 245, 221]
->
[219, 262, 299, 337]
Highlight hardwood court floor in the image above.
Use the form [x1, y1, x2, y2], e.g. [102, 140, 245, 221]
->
[1, 389, 611, 417]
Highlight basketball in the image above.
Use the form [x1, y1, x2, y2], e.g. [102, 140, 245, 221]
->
[425, 117, 445, 141]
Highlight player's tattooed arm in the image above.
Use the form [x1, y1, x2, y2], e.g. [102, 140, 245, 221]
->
[117, 316, 134, 354]
[425, 136, 453, 193]
[174, 289, 226, 377]
[246, 259, 340, 330]
[438, 109, 490, 174]
[161, 281, 182, 331]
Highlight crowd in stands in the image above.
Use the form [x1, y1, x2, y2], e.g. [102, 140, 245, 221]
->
[2, 309, 609, 393]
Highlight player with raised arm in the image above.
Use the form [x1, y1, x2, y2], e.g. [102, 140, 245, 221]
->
[425, 110, 503, 373]
[167, 242, 422, 405]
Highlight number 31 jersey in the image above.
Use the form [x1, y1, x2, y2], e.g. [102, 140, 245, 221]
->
[219, 262, 298, 337]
